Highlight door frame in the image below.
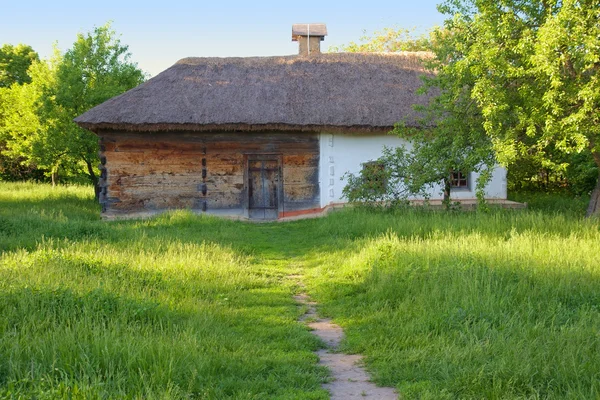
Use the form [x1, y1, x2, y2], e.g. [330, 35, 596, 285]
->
[243, 153, 283, 219]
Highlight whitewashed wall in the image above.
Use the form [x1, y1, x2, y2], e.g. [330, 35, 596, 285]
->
[319, 132, 507, 208]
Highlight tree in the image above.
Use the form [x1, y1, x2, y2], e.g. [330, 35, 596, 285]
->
[508, 150, 598, 194]
[0, 44, 39, 87]
[1, 23, 145, 189]
[0, 49, 63, 183]
[436, 0, 600, 215]
[388, 20, 499, 207]
[0, 44, 43, 180]
[343, 86, 496, 209]
[340, 25, 497, 209]
[50, 22, 145, 193]
[342, 147, 429, 208]
[329, 27, 431, 53]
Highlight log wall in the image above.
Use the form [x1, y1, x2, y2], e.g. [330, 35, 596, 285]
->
[97, 131, 320, 218]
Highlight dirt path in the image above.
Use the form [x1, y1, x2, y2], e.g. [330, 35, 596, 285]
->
[294, 293, 398, 399]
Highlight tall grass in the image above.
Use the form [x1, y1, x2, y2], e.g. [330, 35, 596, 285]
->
[510, 191, 590, 215]
[1, 182, 599, 398]
[306, 209, 600, 399]
[0, 183, 327, 399]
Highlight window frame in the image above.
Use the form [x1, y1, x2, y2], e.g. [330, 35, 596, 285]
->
[362, 160, 388, 194]
[450, 170, 470, 190]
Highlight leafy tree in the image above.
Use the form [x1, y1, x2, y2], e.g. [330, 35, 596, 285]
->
[0, 44, 42, 179]
[387, 20, 500, 207]
[340, 24, 497, 209]
[51, 22, 145, 192]
[342, 147, 426, 207]
[343, 101, 496, 209]
[1, 23, 145, 190]
[436, 0, 600, 215]
[0, 44, 39, 87]
[329, 27, 431, 53]
[0, 50, 62, 183]
[508, 150, 598, 195]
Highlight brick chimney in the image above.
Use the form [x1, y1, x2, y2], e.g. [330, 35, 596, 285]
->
[292, 23, 327, 56]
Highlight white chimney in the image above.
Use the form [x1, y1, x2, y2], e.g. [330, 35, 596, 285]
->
[292, 23, 327, 56]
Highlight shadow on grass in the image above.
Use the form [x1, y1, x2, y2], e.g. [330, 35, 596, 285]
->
[0, 196, 100, 218]
[0, 189, 594, 255]
[1, 188, 599, 398]
[307, 234, 600, 399]
[118, 207, 595, 261]
[0, 282, 327, 398]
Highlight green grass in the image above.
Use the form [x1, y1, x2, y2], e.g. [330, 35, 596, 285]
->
[510, 191, 590, 215]
[0, 183, 327, 399]
[1, 181, 599, 399]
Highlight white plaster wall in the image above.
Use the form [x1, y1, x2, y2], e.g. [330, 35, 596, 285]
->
[319, 132, 507, 208]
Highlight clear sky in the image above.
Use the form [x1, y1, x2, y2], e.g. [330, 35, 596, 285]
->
[1, 0, 446, 77]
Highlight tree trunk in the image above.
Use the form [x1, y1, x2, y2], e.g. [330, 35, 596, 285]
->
[85, 159, 100, 201]
[586, 150, 600, 217]
[586, 175, 600, 217]
[51, 166, 58, 187]
[442, 177, 451, 210]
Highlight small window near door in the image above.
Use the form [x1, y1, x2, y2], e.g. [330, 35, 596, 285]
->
[362, 161, 387, 194]
[450, 171, 469, 189]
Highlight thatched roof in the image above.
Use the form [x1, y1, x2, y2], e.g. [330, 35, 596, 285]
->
[75, 52, 433, 133]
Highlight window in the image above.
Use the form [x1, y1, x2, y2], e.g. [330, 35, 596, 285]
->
[362, 161, 387, 194]
[450, 171, 469, 189]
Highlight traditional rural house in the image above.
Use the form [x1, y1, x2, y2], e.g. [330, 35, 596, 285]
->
[75, 24, 508, 220]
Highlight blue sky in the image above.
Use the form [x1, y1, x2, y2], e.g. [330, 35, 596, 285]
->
[2, 1, 446, 77]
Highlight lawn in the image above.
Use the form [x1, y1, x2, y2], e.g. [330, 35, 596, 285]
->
[1, 182, 599, 399]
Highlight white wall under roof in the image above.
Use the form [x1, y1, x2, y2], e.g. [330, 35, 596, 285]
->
[319, 132, 507, 208]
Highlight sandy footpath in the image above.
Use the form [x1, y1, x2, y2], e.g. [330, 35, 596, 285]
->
[294, 292, 398, 399]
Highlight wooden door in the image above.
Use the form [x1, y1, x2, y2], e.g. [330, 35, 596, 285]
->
[248, 156, 280, 220]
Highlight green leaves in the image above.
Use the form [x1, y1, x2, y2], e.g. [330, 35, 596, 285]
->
[56, 23, 145, 116]
[328, 27, 431, 53]
[337, 24, 497, 207]
[50, 23, 145, 186]
[0, 23, 145, 186]
[342, 0, 599, 209]
[0, 44, 39, 88]
[435, 0, 600, 213]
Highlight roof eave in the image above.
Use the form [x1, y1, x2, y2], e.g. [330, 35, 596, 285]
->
[75, 122, 404, 135]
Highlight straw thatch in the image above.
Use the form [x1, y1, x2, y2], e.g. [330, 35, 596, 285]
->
[75, 52, 433, 133]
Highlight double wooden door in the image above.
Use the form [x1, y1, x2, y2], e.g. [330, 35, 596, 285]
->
[247, 155, 280, 220]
